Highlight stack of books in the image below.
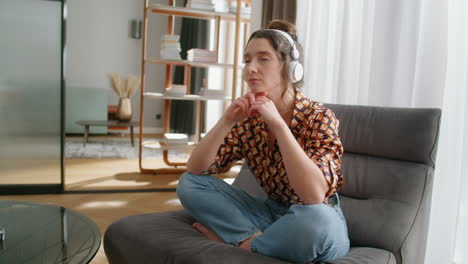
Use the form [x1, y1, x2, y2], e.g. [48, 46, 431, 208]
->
[160, 35, 181, 60]
[186, 0, 215, 11]
[163, 133, 189, 145]
[187, 49, 217, 63]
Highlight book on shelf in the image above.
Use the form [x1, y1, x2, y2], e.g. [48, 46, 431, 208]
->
[187, 48, 217, 63]
[228, 6, 251, 16]
[186, 0, 215, 11]
[187, 48, 217, 55]
[228, 1, 252, 17]
[162, 34, 180, 41]
[160, 34, 181, 60]
[213, 0, 229, 12]
[163, 133, 189, 144]
[161, 42, 180, 48]
[160, 50, 181, 60]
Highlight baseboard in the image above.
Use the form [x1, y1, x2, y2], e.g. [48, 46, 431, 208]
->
[0, 184, 62, 195]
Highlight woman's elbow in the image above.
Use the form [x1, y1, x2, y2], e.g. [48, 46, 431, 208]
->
[186, 155, 201, 173]
[186, 162, 202, 175]
[186, 159, 197, 174]
[186, 160, 211, 175]
[301, 189, 328, 205]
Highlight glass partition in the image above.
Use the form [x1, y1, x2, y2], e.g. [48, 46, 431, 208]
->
[0, 0, 63, 191]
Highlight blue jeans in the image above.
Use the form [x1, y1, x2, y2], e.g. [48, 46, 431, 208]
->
[177, 172, 350, 263]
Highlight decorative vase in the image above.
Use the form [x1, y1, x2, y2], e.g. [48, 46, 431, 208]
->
[117, 97, 132, 122]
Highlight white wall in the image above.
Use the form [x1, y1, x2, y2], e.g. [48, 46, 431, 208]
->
[66, 0, 258, 135]
[251, 0, 263, 32]
[66, 0, 173, 134]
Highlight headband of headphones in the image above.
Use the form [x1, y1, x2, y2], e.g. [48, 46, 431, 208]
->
[268, 29, 300, 60]
[267, 29, 303, 83]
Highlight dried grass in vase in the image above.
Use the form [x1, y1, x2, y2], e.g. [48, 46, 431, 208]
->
[108, 73, 141, 122]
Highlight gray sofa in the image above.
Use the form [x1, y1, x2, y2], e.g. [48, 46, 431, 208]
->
[104, 104, 441, 264]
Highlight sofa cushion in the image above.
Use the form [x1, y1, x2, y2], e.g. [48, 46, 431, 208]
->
[104, 210, 288, 264]
[326, 104, 440, 167]
[104, 210, 396, 264]
[334, 247, 396, 264]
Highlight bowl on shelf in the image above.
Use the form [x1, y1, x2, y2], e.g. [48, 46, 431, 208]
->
[164, 85, 187, 96]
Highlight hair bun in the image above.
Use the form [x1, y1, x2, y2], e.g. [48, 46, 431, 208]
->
[267, 20, 297, 41]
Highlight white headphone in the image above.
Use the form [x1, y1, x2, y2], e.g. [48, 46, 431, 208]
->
[269, 29, 304, 83]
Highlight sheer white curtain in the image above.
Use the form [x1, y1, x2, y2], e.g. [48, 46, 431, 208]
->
[296, 0, 446, 108]
[296, 0, 468, 263]
[431, 1, 468, 263]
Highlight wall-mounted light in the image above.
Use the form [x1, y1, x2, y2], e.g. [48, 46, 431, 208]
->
[130, 19, 142, 39]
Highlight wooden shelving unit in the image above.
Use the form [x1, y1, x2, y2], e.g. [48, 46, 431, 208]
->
[138, 0, 251, 174]
[148, 3, 250, 22]
[144, 92, 231, 101]
[144, 58, 244, 69]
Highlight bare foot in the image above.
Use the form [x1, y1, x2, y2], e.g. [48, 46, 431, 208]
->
[192, 222, 224, 243]
[238, 232, 262, 251]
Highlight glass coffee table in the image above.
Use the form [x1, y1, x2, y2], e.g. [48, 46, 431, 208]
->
[0, 200, 101, 263]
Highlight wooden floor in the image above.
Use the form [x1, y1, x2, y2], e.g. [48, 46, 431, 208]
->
[1, 156, 239, 264]
[65, 158, 180, 191]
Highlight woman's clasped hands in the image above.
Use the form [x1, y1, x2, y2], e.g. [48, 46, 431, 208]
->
[223, 92, 284, 128]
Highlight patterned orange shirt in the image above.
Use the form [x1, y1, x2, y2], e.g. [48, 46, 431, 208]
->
[207, 90, 344, 205]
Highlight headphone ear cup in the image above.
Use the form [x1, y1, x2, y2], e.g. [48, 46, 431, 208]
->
[290, 61, 304, 83]
[291, 48, 300, 61]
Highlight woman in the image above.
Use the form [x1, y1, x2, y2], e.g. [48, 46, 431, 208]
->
[177, 20, 349, 263]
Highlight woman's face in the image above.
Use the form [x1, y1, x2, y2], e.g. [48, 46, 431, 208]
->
[243, 37, 284, 95]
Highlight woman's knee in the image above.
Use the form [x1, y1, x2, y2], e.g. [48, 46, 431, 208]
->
[291, 204, 348, 241]
[293, 205, 349, 262]
[253, 204, 348, 262]
[176, 172, 214, 202]
[176, 172, 198, 201]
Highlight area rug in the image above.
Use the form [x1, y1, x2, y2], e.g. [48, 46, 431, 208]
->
[65, 137, 190, 159]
